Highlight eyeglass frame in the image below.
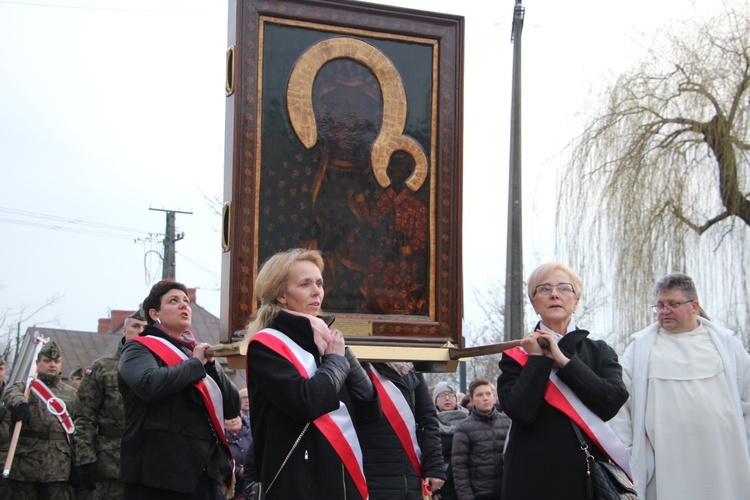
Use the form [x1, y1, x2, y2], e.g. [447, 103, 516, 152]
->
[651, 300, 694, 313]
[533, 282, 576, 297]
[436, 392, 457, 399]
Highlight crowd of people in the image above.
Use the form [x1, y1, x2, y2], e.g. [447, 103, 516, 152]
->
[0, 249, 748, 500]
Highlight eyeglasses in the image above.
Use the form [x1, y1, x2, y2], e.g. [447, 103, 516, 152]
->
[534, 283, 576, 297]
[436, 392, 456, 399]
[651, 300, 694, 313]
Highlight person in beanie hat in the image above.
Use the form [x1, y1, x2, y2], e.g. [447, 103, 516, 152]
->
[3, 340, 78, 499]
[73, 308, 147, 499]
[432, 381, 468, 500]
[434, 381, 458, 412]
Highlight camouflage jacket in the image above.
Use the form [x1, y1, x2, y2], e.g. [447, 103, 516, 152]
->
[3, 375, 77, 482]
[0, 381, 9, 452]
[73, 339, 125, 478]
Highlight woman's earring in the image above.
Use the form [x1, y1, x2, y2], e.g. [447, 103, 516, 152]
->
[156, 317, 162, 325]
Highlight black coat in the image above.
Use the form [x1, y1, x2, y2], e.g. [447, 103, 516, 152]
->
[118, 325, 241, 494]
[497, 327, 628, 500]
[451, 407, 511, 499]
[227, 423, 253, 498]
[358, 363, 446, 500]
[246, 311, 380, 500]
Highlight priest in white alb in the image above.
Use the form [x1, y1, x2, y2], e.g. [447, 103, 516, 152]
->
[611, 273, 750, 499]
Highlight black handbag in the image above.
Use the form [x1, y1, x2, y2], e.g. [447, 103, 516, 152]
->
[247, 481, 264, 500]
[571, 422, 638, 500]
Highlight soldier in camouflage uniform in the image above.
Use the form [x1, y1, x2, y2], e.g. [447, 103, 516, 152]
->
[73, 310, 146, 500]
[3, 341, 78, 500]
[0, 355, 9, 449]
[0, 356, 10, 497]
[68, 366, 84, 390]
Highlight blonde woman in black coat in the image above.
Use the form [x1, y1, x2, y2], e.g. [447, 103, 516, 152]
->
[244, 249, 380, 500]
[497, 262, 628, 499]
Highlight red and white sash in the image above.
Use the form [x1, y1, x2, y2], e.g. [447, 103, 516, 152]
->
[249, 329, 368, 500]
[30, 378, 75, 435]
[505, 347, 632, 478]
[132, 335, 234, 488]
[368, 365, 423, 480]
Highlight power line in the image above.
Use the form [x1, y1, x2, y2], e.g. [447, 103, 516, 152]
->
[0, 217, 155, 240]
[0, 207, 157, 240]
[176, 250, 220, 278]
[0, 0, 214, 15]
[0, 206, 151, 234]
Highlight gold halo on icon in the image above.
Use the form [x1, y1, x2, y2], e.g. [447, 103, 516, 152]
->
[287, 36, 427, 191]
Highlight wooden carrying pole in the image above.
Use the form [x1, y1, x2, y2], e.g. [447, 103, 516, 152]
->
[448, 337, 550, 360]
[448, 339, 521, 360]
[3, 334, 48, 478]
[210, 338, 551, 362]
[2, 384, 33, 477]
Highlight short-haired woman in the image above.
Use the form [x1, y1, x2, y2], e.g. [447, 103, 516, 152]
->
[497, 262, 629, 499]
[119, 279, 241, 499]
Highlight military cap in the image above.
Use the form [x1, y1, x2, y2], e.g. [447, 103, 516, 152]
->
[38, 340, 62, 360]
[69, 365, 84, 379]
[128, 308, 146, 321]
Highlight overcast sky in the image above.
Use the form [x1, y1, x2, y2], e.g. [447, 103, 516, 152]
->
[0, 0, 730, 339]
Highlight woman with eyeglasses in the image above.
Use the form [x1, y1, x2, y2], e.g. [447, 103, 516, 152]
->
[497, 262, 629, 499]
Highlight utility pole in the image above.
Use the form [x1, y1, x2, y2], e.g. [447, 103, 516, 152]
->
[150, 207, 192, 279]
[505, 0, 525, 341]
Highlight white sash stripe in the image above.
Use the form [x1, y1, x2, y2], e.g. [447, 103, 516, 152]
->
[259, 329, 365, 472]
[30, 379, 75, 434]
[550, 368, 632, 477]
[144, 336, 225, 429]
[369, 365, 422, 463]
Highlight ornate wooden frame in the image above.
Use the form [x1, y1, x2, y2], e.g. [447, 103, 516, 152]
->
[221, 0, 464, 350]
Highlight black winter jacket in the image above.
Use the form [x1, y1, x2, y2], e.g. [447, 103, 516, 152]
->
[497, 326, 628, 499]
[451, 407, 511, 499]
[246, 311, 380, 500]
[358, 363, 446, 500]
[118, 325, 241, 494]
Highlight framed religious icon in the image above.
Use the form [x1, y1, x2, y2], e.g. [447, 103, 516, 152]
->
[220, 0, 464, 353]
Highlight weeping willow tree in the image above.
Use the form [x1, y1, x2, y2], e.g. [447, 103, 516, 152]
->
[557, 6, 750, 350]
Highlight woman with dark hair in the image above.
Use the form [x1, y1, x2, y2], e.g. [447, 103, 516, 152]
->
[244, 248, 380, 499]
[118, 279, 240, 499]
[497, 262, 629, 499]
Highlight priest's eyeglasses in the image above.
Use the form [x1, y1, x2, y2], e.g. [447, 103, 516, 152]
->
[534, 283, 575, 297]
[651, 300, 694, 313]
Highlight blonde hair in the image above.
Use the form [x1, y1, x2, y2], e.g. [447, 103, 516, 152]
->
[245, 248, 324, 335]
[526, 262, 583, 300]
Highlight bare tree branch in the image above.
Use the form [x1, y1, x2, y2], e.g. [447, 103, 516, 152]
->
[556, 5, 750, 344]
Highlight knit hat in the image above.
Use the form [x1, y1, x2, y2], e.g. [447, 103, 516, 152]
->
[433, 381, 456, 405]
